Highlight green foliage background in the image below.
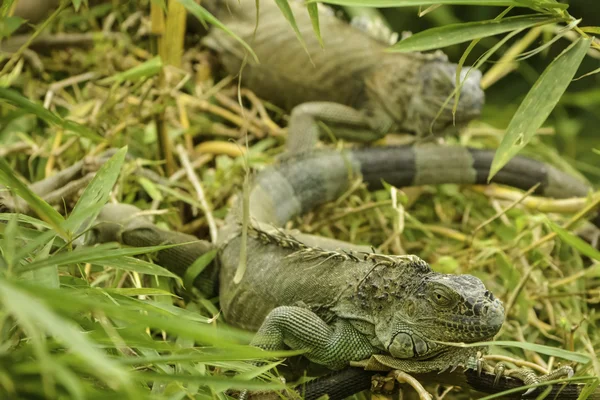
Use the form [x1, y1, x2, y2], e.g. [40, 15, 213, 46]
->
[0, 0, 599, 399]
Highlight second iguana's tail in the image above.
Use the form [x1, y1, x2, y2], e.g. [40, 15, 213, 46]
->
[246, 145, 593, 228]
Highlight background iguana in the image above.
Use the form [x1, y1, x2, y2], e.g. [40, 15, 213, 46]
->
[202, 0, 485, 150]
[80, 145, 593, 398]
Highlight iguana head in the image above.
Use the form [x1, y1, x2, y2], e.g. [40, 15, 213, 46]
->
[376, 57, 485, 137]
[410, 60, 484, 135]
[382, 272, 504, 360]
[354, 256, 503, 360]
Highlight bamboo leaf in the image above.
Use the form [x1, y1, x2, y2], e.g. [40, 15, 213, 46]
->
[0, 16, 25, 39]
[64, 147, 127, 233]
[92, 256, 183, 282]
[21, 238, 60, 289]
[310, 0, 546, 8]
[0, 278, 131, 390]
[0, 158, 67, 237]
[389, 15, 559, 52]
[20, 283, 254, 346]
[177, 0, 258, 62]
[100, 57, 162, 84]
[17, 242, 194, 274]
[547, 219, 600, 262]
[462, 340, 591, 363]
[306, 2, 323, 48]
[489, 38, 591, 180]
[273, 0, 311, 57]
[0, 88, 104, 142]
[184, 248, 217, 289]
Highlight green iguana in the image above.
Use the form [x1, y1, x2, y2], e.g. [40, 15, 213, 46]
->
[202, 0, 485, 150]
[78, 145, 594, 398]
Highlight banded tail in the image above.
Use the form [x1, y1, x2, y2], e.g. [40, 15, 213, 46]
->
[247, 146, 592, 227]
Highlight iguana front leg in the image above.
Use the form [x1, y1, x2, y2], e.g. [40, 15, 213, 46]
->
[287, 102, 391, 153]
[251, 306, 376, 370]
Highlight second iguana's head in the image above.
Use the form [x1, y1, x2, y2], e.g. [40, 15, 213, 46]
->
[371, 55, 485, 137]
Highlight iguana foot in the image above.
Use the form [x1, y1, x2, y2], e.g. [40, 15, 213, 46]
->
[492, 362, 574, 396]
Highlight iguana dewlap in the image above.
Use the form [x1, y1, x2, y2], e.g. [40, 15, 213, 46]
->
[87, 145, 591, 374]
[203, 0, 485, 150]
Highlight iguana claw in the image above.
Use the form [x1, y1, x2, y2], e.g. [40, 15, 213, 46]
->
[491, 362, 574, 396]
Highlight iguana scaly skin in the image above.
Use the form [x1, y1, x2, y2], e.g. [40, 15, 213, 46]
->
[82, 145, 592, 376]
[203, 0, 485, 150]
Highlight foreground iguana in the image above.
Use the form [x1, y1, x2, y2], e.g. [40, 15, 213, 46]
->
[203, 0, 485, 150]
[74, 144, 595, 397]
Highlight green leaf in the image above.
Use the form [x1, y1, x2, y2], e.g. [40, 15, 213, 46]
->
[21, 238, 60, 289]
[132, 371, 285, 391]
[581, 26, 600, 35]
[0, 213, 52, 229]
[184, 248, 217, 289]
[489, 38, 591, 180]
[104, 288, 178, 297]
[20, 283, 254, 347]
[65, 147, 127, 233]
[100, 57, 162, 84]
[92, 256, 183, 282]
[547, 219, 600, 262]
[0, 88, 104, 142]
[71, 0, 83, 11]
[306, 2, 323, 48]
[177, 0, 258, 62]
[0, 158, 67, 237]
[1, 0, 17, 17]
[0, 16, 25, 39]
[311, 0, 533, 8]
[389, 15, 558, 52]
[462, 340, 591, 363]
[17, 242, 193, 274]
[574, 66, 600, 81]
[273, 0, 311, 58]
[0, 278, 131, 390]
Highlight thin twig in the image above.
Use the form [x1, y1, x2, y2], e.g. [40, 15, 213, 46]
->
[175, 144, 217, 243]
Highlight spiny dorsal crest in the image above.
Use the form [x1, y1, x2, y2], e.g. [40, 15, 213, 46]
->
[354, 254, 433, 308]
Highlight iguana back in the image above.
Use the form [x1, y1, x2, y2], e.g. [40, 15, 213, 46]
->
[204, 0, 484, 142]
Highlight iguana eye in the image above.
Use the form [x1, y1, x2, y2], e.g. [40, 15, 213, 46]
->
[432, 290, 452, 306]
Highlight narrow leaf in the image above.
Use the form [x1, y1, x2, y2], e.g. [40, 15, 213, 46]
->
[306, 2, 323, 48]
[0, 278, 131, 390]
[177, 0, 258, 62]
[184, 248, 217, 289]
[273, 0, 311, 58]
[0, 158, 67, 236]
[93, 256, 183, 282]
[0, 16, 25, 39]
[461, 340, 590, 363]
[65, 147, 127, 233]
[100, 57, 162, 84]
[0, 88, 104, 142]
[17, 242, 194, 273]
[311, 0, 541, 8]
[489, 38, 591, 180]
[547, 219, 600, 262]
[389, 15, 559, 52]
